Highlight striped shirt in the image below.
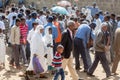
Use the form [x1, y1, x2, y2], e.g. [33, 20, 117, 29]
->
[52, 52, 62, 68]
[20, 24, 28, 44]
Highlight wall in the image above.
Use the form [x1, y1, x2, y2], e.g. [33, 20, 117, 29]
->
[11, 0, 120, 14]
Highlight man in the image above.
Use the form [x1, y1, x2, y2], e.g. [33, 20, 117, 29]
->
[109, 14, 118, 62]
[87, 22, 111, 78]
[117, 15, 120, 28]
[112, 28, 120, 75]
[89, 2, 99, 17]
[74, 23, 91, 71]
[9, 19, 21, 69]
[94, 13, 102, 34]
[19, 17, 28, 66]
[61, 20, 83, 80]
[7, 7, 17, 27]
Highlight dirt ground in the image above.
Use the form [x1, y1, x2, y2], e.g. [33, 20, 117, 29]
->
[0, 47, 120, 80]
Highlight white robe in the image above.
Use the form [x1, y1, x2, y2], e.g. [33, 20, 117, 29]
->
[44, 27, 53, 66]
[0, 33, 6, 64]
[27, 31, 47, 72]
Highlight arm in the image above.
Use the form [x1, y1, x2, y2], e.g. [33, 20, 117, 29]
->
[96, 32, 105, 49]
[10, 28, 15, 45]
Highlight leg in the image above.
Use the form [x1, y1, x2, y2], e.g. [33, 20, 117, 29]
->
[74, 38, 80, 69]
[53, 70, 60, 80]
[62, 59, 68, 70]
[14, 45, 20, 67]
[60, 69, 65, 80]
[68, 58, 79, 80]
[112, 54, 120, 73]
[99, 52, 111, 77]
[88, 52, 100, 74]
[80, 41, 88, 71]
[20, 44, 27, 64]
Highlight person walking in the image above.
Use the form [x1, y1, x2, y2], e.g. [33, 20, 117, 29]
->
[87, 22, 111, 78]
[61, 20, 82, 80]
[9, 19, 21, 69]
[112, 28, 120, 75]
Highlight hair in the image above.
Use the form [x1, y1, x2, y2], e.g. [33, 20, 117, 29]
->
[16, 18, 21, 23]
[11, 7, 16, 12]
[95, 13, 99, 17]
[67, 20, 75, 27]
[100, 22, 108, 29]
[111, 13, 116, 17]
[21, 17, 25, 20]
[0, 28, 2, 33]
[57, 44, 64, 49]
[32, 22, 38, 27]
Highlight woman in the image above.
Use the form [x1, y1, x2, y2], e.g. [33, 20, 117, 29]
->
[26, 25, 47, 78]
[31, 25, 47, 77]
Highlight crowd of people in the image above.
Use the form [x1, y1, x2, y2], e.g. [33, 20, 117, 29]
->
[0, 1, 120, 80]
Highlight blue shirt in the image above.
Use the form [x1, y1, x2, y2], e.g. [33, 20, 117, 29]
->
[44, 22, 58, 40]
[89, 7, 99, 16]
[99, 14, 104, 22]
[75, 24, 91, 44]
[26, 18, 36, 31]
[0, 0, 3, 8]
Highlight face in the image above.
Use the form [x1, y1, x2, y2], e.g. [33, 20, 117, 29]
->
[16, 21, 21, 26]
[49, 29, 52, 34]
[57, 48, 64, 54]
[21, 20, 25, 25]
[69, 23, 75, 31]
[102, 26, 108, 31]
[40, 29, 44, 33]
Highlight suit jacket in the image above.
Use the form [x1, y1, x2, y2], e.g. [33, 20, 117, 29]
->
[61, 29, 73, 58]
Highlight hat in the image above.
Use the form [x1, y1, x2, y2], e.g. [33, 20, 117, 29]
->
[31, 12, 37, 17]
[47, 16, 53, 21]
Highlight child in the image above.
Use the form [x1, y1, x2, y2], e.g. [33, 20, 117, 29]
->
[0, 28, 6, 68]
[52, 45, 65, 80]
[44, 27, 53, 71]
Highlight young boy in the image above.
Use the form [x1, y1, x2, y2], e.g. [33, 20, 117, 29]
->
[52, 45, 65, 80]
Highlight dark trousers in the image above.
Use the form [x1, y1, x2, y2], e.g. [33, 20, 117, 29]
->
[10, 45, 20, 67]
[26, 43, 30, 61]
[74, 38, 89, 70]
[53, 68, 65, 80]
[88, 51, 111, 77]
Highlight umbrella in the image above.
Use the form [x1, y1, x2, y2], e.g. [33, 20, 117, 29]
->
[57, 0, 71, 7]
[51, 6, 69, 15]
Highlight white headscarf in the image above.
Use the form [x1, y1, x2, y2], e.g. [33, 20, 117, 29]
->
[35, 25, 44, 33]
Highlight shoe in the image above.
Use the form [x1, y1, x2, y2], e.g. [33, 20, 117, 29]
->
[76, 67, 82, 70]
[78, 78, 84, 80]
[106, 75, 113, 79]
[24, 64, 28, 67]
[40, 74, 48, 78]
[83, 70, 87, 72]
[87, 73, 95, 77]
[112, 73, 119, 75]
[9, 62, 14, 67]
[16, 66, 22, 69]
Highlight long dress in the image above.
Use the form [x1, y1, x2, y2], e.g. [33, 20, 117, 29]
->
[28, 30, 47, 72]
[0, 33, 6, 64]
[26, 29, 35, 71]
[44, 26, 53, 66]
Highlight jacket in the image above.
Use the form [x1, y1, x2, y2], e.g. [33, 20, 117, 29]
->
[61, 29, 73, 58]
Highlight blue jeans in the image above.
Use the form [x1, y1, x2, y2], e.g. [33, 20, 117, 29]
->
[53, 68, 65, 80]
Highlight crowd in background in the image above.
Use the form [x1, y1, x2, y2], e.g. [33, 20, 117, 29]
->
[0, 1, 120, 80]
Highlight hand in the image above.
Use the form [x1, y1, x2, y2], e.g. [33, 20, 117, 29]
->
[105, 46, 109, 51]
